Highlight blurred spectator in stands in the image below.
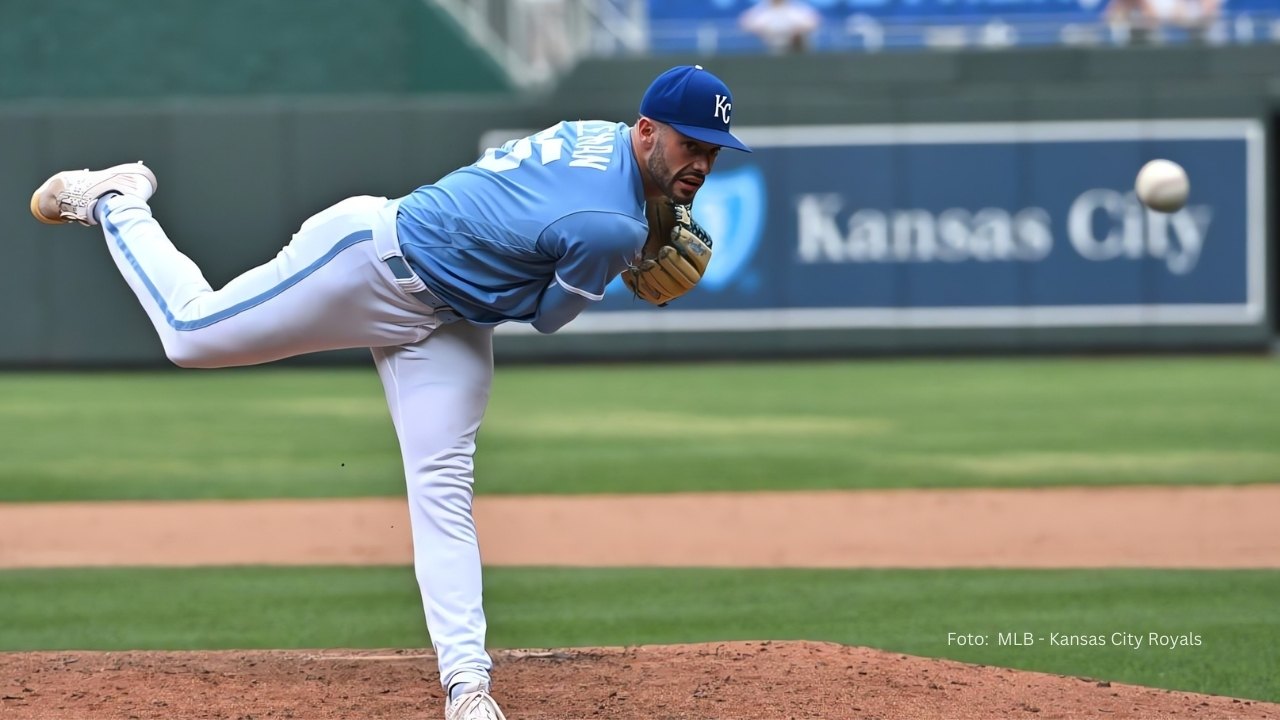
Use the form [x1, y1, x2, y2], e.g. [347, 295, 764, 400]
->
[1105, 0, 1223, 44]
[739, 0, 822, 54]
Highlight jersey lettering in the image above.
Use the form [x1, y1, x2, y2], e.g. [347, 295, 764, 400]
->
[477, 121, 619, 174]
[475, 126, 565, 173]
[569, 127, 617, 171]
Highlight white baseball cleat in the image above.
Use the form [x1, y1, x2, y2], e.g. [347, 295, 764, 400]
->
[445, 683, 507, 720]
[30, 162, 158, 226]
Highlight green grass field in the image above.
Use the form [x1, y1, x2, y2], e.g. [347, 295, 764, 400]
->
[1, 358, 1277, 703]
[1, 566, 1276, 702]
[1, 357, 1277, 501]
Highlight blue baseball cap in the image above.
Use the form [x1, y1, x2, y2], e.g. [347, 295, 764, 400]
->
[639, 65, 751, 153]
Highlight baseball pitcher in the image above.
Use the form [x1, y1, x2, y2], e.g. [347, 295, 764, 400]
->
[29, 65, 750, 720]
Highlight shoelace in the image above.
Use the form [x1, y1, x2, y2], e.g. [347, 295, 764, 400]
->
[448, 691, 504, 720]
[58, 178, 97, 216]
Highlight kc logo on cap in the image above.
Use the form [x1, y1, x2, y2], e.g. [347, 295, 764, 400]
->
[639, 65, 751, 152]
[714, 94, 731, 125]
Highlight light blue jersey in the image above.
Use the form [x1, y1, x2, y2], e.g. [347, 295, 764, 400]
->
[395, 121, 648, 332]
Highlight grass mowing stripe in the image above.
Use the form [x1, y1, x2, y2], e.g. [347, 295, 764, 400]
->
[0, 566, 1275, 702]
[2, 358, 1278, 501]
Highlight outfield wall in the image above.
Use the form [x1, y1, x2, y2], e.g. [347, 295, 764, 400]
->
[2, 46, 1277, 365]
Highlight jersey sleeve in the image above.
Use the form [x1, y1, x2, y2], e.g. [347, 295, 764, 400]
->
[530, 284, 592, 334]
[528, 211, 646, 333]
[539, 211, 646, 301]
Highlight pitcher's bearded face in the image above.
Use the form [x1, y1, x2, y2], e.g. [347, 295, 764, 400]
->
[648, 124, 720, 204]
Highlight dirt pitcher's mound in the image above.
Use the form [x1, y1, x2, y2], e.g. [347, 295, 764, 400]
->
[2, 642, 1276, 720]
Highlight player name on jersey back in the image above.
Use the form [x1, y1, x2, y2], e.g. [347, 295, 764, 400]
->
[569, 121, 619, 171]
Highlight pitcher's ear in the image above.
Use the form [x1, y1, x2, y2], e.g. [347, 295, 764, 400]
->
[636, 117, 659, 145]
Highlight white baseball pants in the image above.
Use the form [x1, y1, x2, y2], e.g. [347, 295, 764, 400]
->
[98, 193, 496, 692]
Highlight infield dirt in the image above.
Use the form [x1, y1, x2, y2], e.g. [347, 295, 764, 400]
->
[3, 485, 1279, 569]
[3, 642, 1278, 719]
[2, 485, 1278, 719]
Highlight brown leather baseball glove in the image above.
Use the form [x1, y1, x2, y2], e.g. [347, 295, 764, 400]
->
[621, 200, 713, 306]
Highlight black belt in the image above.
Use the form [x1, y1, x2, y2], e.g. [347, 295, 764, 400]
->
[383, 256, 462, 324]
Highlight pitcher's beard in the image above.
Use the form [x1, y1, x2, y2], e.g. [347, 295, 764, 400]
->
[647, 147, 696, 204]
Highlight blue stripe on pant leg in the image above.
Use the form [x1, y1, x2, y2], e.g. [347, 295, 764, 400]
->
[102, 212, 372, 332]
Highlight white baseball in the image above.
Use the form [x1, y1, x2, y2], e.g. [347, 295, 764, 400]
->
[1135, 159, 1189, 213]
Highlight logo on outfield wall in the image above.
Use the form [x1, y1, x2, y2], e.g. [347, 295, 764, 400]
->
[686, 165, 766, 290]
[794, 190, 1212, 275]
